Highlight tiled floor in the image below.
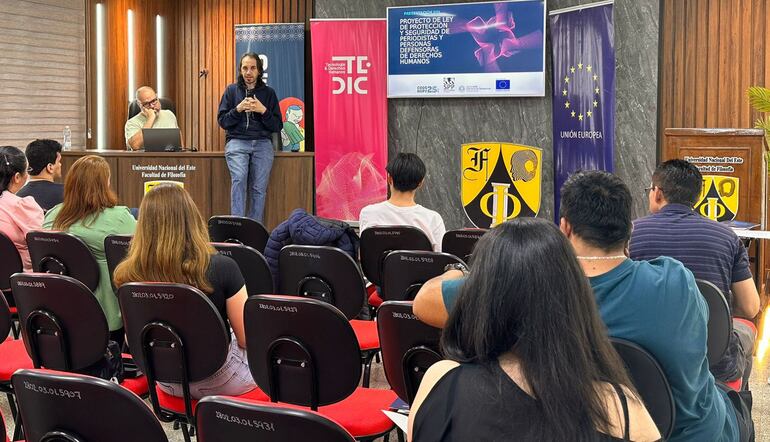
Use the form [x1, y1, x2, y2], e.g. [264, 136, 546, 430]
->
[3, 352, 768, 441]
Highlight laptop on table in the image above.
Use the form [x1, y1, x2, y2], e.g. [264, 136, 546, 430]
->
[142, 128, 182, 152]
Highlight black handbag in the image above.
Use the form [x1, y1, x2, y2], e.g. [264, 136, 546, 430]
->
[78, 340, 124, 383]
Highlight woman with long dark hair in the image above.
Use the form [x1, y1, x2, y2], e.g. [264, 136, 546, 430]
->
[408, 218, 660, 441]
[0, 145, 44, 271]
[217, 52, 282, 223]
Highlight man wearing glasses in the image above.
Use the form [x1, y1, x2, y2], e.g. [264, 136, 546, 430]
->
[125, 86, 179, 150]
[630, 159, 759, 389]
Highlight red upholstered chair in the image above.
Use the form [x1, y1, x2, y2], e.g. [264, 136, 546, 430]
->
[377, 301, 442, 404]
[212, 243, 274, 295]
[0, 293, 33, 441]
[278, 245, 379, 386]
[441, 228, 487, 263]
[197, 396, 356, 442]
[0, 231, 22, 338]
[12, 369, 168, 442]
[117, 282, 268, 442]
[381, 250, 466, 301]
[208, 215, 270, 253]
[359, 226, 433, 309]
[245, 295, 397, 440]
[9, 273, 148, 399]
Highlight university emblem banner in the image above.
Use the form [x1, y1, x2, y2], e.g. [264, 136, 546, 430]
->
[695, 175, 739, 221]
[461, 142, 542, 228]
[549, 1, 615, 221]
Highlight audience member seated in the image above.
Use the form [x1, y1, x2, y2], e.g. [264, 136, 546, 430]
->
[0, 145, 44, 271]
[630, 159, 759, 386]
[17, 139, 64, 211]
[413, 171, 753, 441]
[359, 152, 445, 251]
[113, 184, 255, 399]
[408, 218, 660, 441]
[125, 86, 179, 151]
[43, 155, 136, 343]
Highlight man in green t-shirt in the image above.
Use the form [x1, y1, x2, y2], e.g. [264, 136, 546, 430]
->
[124, 86, 179, 150]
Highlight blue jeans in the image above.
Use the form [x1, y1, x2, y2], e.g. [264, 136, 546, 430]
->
[225, 138, 274, 222]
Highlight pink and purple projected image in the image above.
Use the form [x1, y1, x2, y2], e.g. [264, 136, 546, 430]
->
[387, 0, 546, 98]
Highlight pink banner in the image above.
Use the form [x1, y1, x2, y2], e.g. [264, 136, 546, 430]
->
[311, 19, 388, 220]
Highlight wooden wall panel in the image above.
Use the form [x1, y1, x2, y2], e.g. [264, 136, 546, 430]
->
[85, 0, 178, 149]
[659, 0, 769, 137]
[87, 0, 313, 150]
[175, 0, 314, 152]
[0, 0, 86, 149]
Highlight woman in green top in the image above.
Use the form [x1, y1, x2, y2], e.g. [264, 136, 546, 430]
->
[43, 155, 136, 342]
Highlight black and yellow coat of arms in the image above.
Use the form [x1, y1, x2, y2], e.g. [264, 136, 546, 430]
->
[461, 143, 542, 228]
[694, 175, 739, 222]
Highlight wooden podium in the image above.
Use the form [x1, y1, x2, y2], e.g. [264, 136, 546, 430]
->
[60, 150, 314, 231]
[662, 128, 769, 292]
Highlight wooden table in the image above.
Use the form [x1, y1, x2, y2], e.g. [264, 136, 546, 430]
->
[61, 150, 314, 230]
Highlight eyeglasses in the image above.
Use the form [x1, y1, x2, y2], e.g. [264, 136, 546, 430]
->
[141, 97, 159, 108]
[644, 185, 663, 195]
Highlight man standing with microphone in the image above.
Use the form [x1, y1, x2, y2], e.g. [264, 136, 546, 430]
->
[218, 52, 282, 223]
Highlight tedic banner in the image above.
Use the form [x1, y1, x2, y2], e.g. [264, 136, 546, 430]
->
[311, 19, 388, 220]
[549, 1, 615, 221]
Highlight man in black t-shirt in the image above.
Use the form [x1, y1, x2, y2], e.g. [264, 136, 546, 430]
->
[17, 139, 64, 211]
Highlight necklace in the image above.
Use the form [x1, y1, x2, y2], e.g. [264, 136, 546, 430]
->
[576, 255, 626, 260]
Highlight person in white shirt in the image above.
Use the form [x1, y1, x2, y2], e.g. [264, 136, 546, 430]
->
[359, 152, 446, 251]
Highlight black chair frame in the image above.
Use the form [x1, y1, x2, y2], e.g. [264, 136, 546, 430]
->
[402, 346, 442, 404]
[441, 228, 487, 263]
[279, 245, 379, 387]
[246, 296, 394, 441]
[0, 231, 23, 339]
[140, 320, 196, 440]
[611, 338, 675, 440]
[208, 216, 270, 253]
[296, 275, 336, 305]
[25, 309, 71, 370]
[41, 431, 84, 442]
[196, 396, 357, 442]
[381, 250, 465, 302]
[266, 336, 319, 410]
[695, 279, 732, 367]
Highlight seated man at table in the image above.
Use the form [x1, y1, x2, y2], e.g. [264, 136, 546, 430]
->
[124, 86, 179, 151]
[17, 139, 64, 211]
[629, 159, 759, 386]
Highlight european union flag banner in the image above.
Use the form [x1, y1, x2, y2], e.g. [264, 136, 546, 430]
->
[550, 1, 615, 220]
[235, 24, 306, 152]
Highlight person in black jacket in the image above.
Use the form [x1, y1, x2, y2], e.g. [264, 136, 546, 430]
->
[217, 52, 282, 223]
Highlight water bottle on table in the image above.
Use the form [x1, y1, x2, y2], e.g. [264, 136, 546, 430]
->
[62, 126, 72, 151]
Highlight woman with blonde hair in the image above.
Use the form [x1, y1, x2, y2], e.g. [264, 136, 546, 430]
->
[113, 184, 254, 398]
[44, 155, 136, 342]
